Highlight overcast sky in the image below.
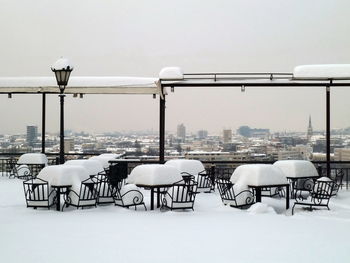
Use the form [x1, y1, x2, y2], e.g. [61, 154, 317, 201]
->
[1, 0, 350, 135]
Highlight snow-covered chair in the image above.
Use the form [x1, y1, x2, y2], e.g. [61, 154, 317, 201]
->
[12, 153, 48, 179]
[23, 178, 55, 209]
[113, 184, 146, 210]
[11, 164, 32, 180]
[63, 178, 98, 210]
[216, 178, 255, 208]
[292, 177, 335, 215]
[95, 172, 115, 204]
[196, 169, 214, 193]
[161, 179, 198, 211]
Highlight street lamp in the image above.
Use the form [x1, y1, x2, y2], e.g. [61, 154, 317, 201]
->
[51, 57, 73, 164]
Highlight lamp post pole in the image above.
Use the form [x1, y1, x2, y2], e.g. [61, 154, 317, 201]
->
[59, 89, 65, 164]
[51, 57, 73, 165]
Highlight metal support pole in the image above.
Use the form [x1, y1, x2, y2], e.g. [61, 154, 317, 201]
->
[159, 94, 166, 164]
[59, 92, 65, 164]
[41, 93, 46, 154]
[326, 84, 331, 177]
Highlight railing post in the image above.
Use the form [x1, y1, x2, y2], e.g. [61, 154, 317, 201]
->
[41, 93, 46, 154]
[326, 83, 331, 177]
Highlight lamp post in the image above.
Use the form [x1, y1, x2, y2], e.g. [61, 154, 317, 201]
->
[51, 57, 73, 164]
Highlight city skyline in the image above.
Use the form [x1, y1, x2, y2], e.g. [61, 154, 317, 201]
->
[1, 1, 350, 134]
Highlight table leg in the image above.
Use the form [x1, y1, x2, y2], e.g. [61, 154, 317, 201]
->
[56, 188, 60, 211]
[150, 188, 154, 210]
[286, 185, 290, 210]
[156, 187, 160, 208]
[255, 188, 261, 203]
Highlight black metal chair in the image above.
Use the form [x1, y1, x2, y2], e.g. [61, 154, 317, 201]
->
[95, 172, 115, 205]
[23, 178, 56, 209]
[292, 179, 335, 215]
[216, 178, 255, 208]
[11, 164, 32, 179]
[197, 169, 214, 193]
[106, 163, 146, 210]
[161, 179, 198, 211]
[63, 178, 99, 210]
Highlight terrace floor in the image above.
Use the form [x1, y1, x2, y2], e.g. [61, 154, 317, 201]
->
[0, 176, 349, 263]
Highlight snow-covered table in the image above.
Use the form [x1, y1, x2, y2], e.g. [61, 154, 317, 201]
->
[165, 159, 205, 180]
[37, 165, 90, 211]
[231, 164, 290, 209]
[273, 160, 320, 199]
[128, 164, 182, 210]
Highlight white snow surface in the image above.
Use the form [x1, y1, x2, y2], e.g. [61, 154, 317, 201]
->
[165, 159, 205, 178]
[273, 160, 319, 178]
[89, 156, 114, 169]
[159, 67, 184, 80]
[17, 153, 48, 165]
[51, 57, 74, 71]
[37, 165, 90, 186]
[1, 176, 350, 263]
[127, 164, 182, 185]
[293, 64, 350, 79]
[64, 159, 104, 176]
[231, 164, 288, 186]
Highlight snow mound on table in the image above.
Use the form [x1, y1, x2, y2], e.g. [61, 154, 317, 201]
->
[159, 67, 183, 80]
[37, 165, 90, 186]
[273, 160, 319, 178]
[165, 159, 205, 178]
[89, 156, 114, 169]
[231, 164, 287, 186]
[64, 159, 104, 176]
[248, 203, 276, 214]
[128, 164, 182, 185]
[17, 153, 48, 165]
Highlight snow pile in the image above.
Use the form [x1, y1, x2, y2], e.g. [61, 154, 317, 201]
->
[117, 184, 144, 207]
[51, 57, 73, 71]
[17, 153, 48, 165]
[231, 164, 288, 186]
[64, 159, 104, 176]
[37, 165, 90, 186]
[89, 156, 114, 169]
[98, 153, 120, 158]
[248, 203, 276, 214]
[293, 64, 350, 79]
[165, 159, 205, 178]
[128, 164, 182, 185]
[273, 160, 319, 178]
[159, 67, 184, 80]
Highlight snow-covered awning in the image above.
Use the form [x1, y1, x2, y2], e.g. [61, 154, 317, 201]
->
[293, 64, 350, 80]
[0, 76, 160, 94]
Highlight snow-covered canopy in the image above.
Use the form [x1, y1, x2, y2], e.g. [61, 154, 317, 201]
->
[17, 153, 48, 165]
[293, 64, 350, 79]
[231, 164, 287, 186]
[165, 159, 205, 177]
[273, 160, 319, 178]
[128, 164, 182, 185]
[0, 76, 160, 94]
[64, 159, 104, 176]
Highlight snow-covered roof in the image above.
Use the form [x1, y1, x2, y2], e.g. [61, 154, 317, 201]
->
[293, 64, 350, 80]
[0, 76, 160, 94]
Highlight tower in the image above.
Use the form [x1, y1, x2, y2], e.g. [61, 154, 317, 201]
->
[26, 125, 38, 147]
[177, 124, 186, 142]
[307, 115, 313, 142]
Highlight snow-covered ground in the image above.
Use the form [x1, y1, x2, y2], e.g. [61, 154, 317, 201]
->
[1, 175, 349, 263]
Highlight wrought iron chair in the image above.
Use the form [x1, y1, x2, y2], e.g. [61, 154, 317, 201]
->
[23, 178, 56, 209]
[161, 179, 198, 211]
[106, 163, 146, 210]
[289, 178, 315, 200]
[11, 164, 32, 180]
[95, 172, 115, 205]
[292, 178, 334, 215]
[261, 186, 285, 198]
[216, 178, 255, 208]
[196, 169, 214, 193]
[62, 178, 99, 210]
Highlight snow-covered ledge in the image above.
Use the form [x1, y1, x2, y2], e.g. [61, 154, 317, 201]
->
[293, 64, 350, 79]
[159, 67, 184, 80]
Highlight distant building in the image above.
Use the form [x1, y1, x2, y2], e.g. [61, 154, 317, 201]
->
[307, 115, 313, 142]
[334, 148, 350, 161]
[64, 138, 75, 153]
[197, 130, 208, 139]
[237, 126, 269, 138]
[26, 126, 38, 147]
[177, 124, 186, 142]
[223, 129, 232, 143]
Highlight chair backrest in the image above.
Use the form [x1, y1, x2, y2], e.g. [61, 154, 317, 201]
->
[311, 180, 334, 201]
[23, 178, 50, 202]
[79, 178, 98, 202]
[197, 169, 213, 190]
[169, 179, 197, 203]
[216, 178, 235, 201]
[107, 163, 128, 188]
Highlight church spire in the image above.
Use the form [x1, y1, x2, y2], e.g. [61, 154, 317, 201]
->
[307, 115, 313, 142]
